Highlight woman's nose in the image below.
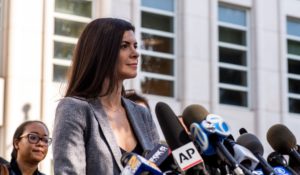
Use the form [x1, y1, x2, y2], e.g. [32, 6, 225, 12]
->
[132, 47, 139, 58]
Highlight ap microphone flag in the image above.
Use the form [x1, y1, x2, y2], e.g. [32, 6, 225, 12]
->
[155, 102, 205, 172]
[171, 142, 203, 171]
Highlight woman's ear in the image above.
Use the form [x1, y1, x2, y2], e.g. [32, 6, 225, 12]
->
[13, 139, 20, 150]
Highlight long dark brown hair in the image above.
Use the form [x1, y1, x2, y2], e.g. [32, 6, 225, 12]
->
[65, 18, 135, 98]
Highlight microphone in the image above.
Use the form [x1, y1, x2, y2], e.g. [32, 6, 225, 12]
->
[181, 104, 209, 129]
[288, 144, 300, 174]
[239, 128, 248, 135]
[144, 143, 171, 166]
[120, 152, 163, 175]
[236, 133, 276, 175]
[224, 138, 259, 171]
[266, 124, 300, 165]
[143, 143, 180, 173]
[181, 104, 248, 175]
[182, 105, 231, 156]
[155, 102, 208, 175]
[267, 152, 298, 175]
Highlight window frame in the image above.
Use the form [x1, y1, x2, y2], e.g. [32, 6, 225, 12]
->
[286, 17, 300, 114]
[52, 0, 94, 83]
[217, 3, 251, 108]
[139, 1, 177, 98]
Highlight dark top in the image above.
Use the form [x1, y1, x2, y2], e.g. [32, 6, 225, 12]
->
[120, 143, 143, 155]
[0, 157, 9, 165]
[8, 159, 45, 175]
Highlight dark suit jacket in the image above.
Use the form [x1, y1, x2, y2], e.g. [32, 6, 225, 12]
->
[52, 96, 160, 175]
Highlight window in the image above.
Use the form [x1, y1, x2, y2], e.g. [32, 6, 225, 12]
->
[140, 0, 176, 97]
[53, 0, 92, 82]
[287, 17, 300, 114]
[218, 4, 249, 107]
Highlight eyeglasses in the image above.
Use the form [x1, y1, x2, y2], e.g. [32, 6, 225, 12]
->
[19, 133, 52, 146]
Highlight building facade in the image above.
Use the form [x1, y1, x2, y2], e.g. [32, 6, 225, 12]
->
[0, 0, 300, 174]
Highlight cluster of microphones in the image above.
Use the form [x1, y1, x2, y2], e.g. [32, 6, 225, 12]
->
[120, 102, 300, 175]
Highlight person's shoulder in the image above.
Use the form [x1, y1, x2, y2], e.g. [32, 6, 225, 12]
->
[56, 96, 92, 115]
[58, 96, 90, 107]
[0, 163, 9, 175]
[0, 157, 9, 165]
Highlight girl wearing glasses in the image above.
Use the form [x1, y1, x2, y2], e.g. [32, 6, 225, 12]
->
[6, 120, 51, 175]
[53, 18, 160, 175]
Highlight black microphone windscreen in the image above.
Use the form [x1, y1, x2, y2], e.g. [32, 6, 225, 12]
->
[236, 133, 264, 156]
[266, 124, 297, 154]
[239, 128, 248, 135]
[155, 102, 191, 150]
[182, 104, 209, 128]
[267, 152, 287, 167]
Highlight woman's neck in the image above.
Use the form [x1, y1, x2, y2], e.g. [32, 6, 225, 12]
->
[16, 158, 38, 175]
[100, 93, 122, 109]
[100, 79, 123, 109]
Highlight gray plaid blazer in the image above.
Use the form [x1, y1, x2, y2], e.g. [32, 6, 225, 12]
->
[52, 96, 160, 175]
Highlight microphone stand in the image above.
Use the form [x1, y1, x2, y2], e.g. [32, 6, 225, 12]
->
[215, 141, 254, 175]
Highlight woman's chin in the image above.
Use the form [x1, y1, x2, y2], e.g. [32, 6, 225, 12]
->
[120, 73, 137, 80]
[31, 153, 45, 162]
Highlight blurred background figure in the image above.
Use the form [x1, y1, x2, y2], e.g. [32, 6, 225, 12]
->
[3, 120, 51, 175]
[125, 89, 150, 110]
[0, 157, 9, 165]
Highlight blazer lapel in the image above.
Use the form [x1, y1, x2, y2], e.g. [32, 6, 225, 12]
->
[122, 98, 151, 151]
[88, 98, 124, 171]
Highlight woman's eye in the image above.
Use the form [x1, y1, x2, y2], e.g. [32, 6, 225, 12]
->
[121, 44, 128, 48]
[42, 138, 49, 143]
[30, 135, 39, 141]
